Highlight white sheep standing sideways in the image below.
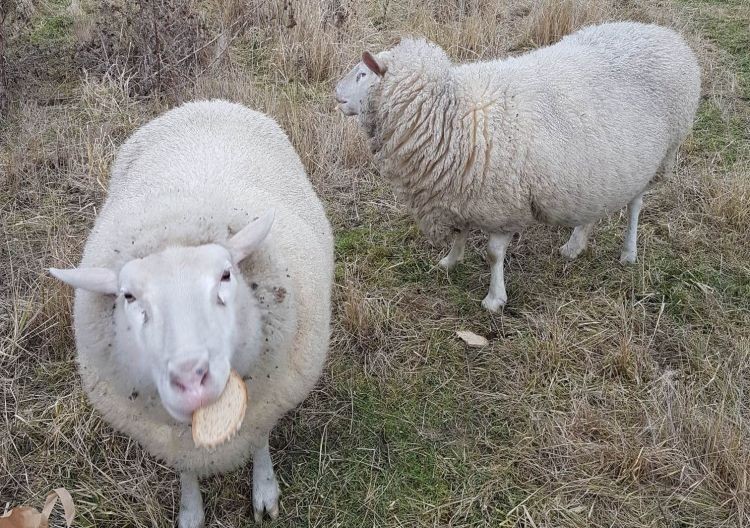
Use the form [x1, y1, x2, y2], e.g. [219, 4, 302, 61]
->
[335, 22, 701, 311]
[50, 100, 334, 526]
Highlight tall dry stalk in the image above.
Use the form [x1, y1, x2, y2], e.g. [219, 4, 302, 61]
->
[0, 1, 10, 110]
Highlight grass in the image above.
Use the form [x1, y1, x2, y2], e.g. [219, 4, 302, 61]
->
[691, 101, 747, 167]
[1, 0, 749, 527]
[28, 9, 73, 46]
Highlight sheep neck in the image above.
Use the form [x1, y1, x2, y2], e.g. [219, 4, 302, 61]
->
[362, 68, 498, 243]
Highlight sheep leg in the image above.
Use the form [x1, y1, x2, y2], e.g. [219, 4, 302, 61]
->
[481, 232, 513, 312]
[178, 472, 205, 528]
[620, 192, 644, 264]
[438, 229, 468, 270]
[253, 438, 280, 522]
[662, 145, 678, 178]
[559, 222, 595, 260]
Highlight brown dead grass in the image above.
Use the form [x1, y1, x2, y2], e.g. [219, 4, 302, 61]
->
[523, 0, 612, 47]
[2, 0, 749, 526]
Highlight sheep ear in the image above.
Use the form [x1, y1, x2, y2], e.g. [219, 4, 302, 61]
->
[227, 209, 276, 262]
[362, 51, 386, 76]
[49, 267, 118, 294]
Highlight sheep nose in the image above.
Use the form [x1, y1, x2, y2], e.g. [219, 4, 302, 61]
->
[169, 357, 210, 392]
[335, 95, 347, 104]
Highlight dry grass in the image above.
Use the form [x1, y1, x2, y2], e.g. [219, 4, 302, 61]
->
[71, 0, 210, 96]
[522, 0, 612, 47]
[2, 0, 749, 526]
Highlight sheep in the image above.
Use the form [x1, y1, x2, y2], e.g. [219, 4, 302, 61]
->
[49, 100, 334, 526]
[334, 22, 701, 311]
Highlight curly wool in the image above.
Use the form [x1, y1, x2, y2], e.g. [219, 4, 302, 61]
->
[360, 22, 701, 244]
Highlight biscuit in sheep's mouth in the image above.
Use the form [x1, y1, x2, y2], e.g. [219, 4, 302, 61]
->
[192, 370, 248, 449]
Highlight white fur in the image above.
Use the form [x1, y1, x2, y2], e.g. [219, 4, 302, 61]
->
[50, 100, 333, 524]
[336, 22, 701, 310]
[334, 51, 389, 116]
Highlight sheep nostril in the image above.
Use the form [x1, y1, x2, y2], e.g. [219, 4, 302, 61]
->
[195, 365, 209, 385]
[171, 379, 187, 392]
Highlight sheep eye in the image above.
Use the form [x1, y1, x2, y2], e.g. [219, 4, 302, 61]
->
[221, 270, 231, 282]
[356, 72, 366, 82]
[124, 292, 135, 303]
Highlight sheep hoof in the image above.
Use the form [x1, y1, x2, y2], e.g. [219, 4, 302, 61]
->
[481, 294, 506, 312]
[438, 256, 458, 270]
[178, 507, 205, 528]
[559, 242, 585, 260]
[253, 476, 280, 522]
[619, 251, 637, 265]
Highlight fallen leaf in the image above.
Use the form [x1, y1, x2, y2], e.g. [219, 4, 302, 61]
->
[0, 507, 44, 528]
[0, 488, 75, 528]
[456, 330, 489, 348]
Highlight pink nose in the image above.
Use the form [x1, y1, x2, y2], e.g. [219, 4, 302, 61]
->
[169, 357, 210, 400]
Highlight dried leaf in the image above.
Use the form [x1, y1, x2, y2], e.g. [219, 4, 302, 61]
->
[42, 489, 75, 527]
[0, 507, 44, 528]
[0, 488, 75, 528]
[456, 330, 489, 348]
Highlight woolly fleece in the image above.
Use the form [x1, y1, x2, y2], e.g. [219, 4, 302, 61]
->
[360, 22, 701, 244]
[71, 100, 333, 477]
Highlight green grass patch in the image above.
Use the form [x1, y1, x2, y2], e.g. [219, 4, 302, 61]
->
[335, 223, 434, 287]
[29, 11, 74, 46]
[701, 17, 750, 95]
[268, 353, 507, 525]
[688, 101, 747, 166]
[647, 247, 750, 326]
[680, 0, 750, 95]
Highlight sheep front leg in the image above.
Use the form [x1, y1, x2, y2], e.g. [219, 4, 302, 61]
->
[438, 229, 468, 270]
[179, 472, 205, 528]
[481, 232, 513, 312]
[620, 192, 644, 264]
[253, 437, 280, 522]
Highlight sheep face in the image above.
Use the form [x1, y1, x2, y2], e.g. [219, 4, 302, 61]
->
[335, 51, 388, 116]
[114, 244, 244, 422]
[50, 210, 275, 423]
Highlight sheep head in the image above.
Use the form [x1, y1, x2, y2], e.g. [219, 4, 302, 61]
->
[50, 209, 275, 423]
[334, 51, 389, 117]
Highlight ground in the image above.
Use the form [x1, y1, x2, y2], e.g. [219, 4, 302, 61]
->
[0, 0, 749, 526]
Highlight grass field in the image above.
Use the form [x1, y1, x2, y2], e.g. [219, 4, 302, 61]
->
[1, 0, 749, 526]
